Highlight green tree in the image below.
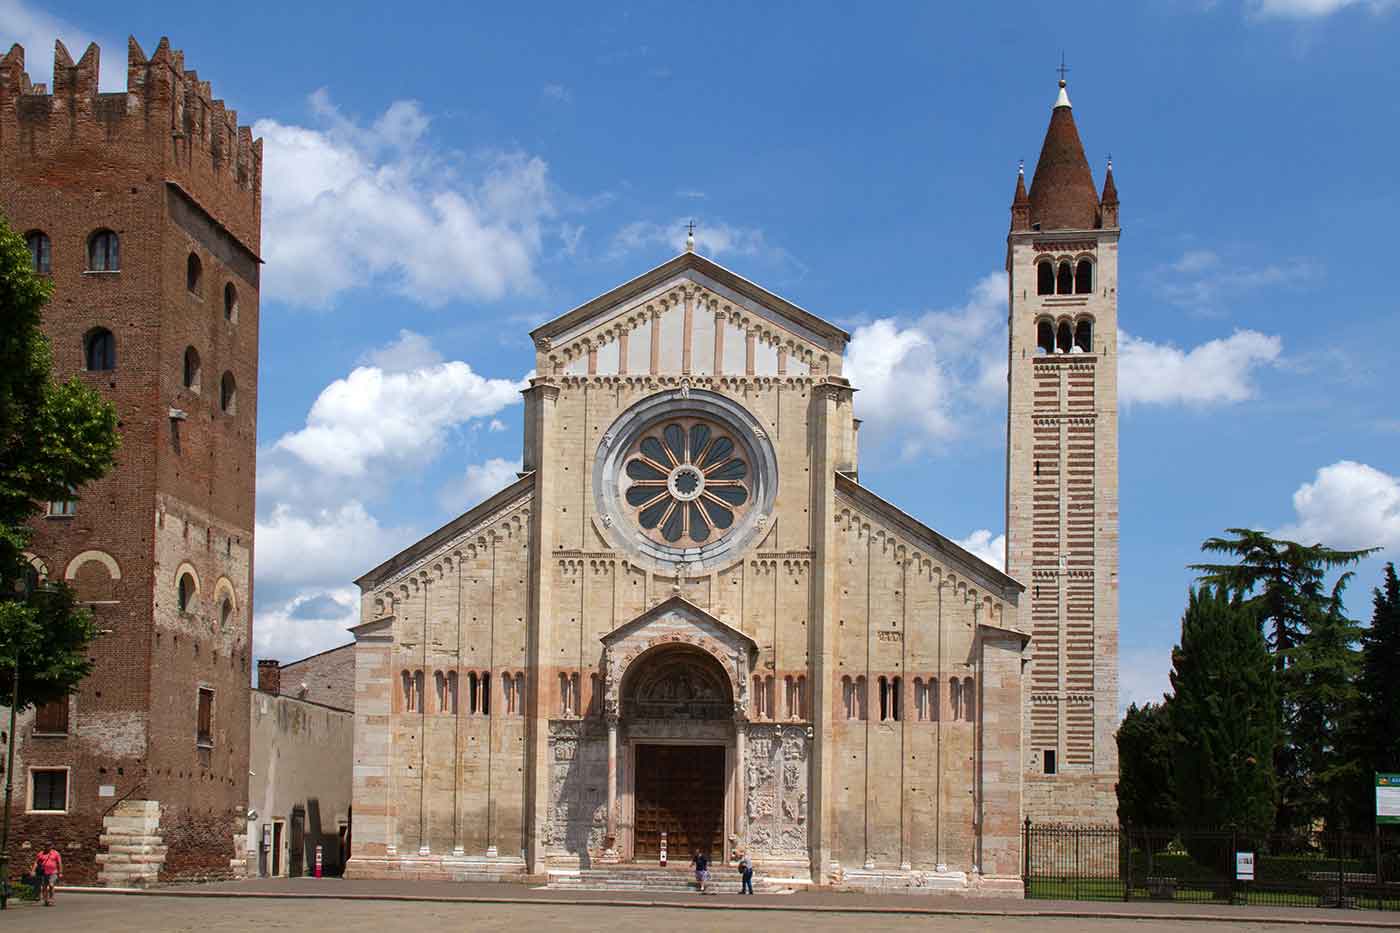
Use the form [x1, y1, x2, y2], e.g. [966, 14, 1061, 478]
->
[1190, 529, 1376, 833]
[0, 210, 119, 706]
[0, 213, 118, 894]
[1285, 574, 1363, 830]
[1116, 700, 1176, 829]
[1169, 587, 1277, 850]
[1349, 563, 1400, 825]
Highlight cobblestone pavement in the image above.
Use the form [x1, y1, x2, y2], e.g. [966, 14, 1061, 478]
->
[2, 892, 1388, 932]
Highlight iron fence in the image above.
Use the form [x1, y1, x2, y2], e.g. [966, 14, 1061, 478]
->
[1024, 820, 1400, 910]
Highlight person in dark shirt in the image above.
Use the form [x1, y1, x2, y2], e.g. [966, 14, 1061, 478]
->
[691, 850, 710, 893]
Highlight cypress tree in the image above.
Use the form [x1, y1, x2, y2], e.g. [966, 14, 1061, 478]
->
[1116, 700, 1176, 829]
[1351, 563, 1400, 824]
[1169, 587, 1277, 851]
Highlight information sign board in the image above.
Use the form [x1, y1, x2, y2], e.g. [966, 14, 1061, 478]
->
[1236, 851, 1255, 881]
[1379, 773, 1400, 825]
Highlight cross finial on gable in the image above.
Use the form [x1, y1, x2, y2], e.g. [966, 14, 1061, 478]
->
[685, 220, 696, 252]
[1057, 52, 1069, 85]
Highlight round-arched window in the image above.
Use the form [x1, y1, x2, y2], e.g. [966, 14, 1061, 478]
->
[224, 283, 238, 322]
[177, 573, 197, 613]
[220, 371, 237, 414]
[186, 252, 203, 295]
[183, 346, 201, 391]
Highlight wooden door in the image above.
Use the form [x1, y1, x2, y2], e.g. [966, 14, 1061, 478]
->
[633, 744, 725, 860]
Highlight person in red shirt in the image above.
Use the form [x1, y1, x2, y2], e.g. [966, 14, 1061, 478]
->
[32, 842, 61, 906]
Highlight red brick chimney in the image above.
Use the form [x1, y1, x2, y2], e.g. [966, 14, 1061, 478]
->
[257, 659, 281, 695]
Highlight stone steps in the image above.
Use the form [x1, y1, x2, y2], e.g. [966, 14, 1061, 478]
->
[547, 865, 797, 894]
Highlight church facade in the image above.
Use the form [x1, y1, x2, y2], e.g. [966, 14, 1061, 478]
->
[346, 80, 1118, 892]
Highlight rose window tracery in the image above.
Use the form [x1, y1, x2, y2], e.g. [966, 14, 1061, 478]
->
[623, 419, 750, 545]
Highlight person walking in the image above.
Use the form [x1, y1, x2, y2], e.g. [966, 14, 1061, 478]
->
[738, 851, 754, 895]
[691, 849, 709, 893]
[32, 842, 62, 907]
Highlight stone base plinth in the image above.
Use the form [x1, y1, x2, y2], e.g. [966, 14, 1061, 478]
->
[96, 801, 166, 887]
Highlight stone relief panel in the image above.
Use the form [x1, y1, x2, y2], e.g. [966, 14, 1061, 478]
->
[744, 723, 809, 858]
[545, 720, 607, 857]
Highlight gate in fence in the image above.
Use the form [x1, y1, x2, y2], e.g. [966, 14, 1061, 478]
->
[1023, 820, 1400, 910]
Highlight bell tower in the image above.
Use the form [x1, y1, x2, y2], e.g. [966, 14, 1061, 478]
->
[1005, 78, 1120, 822]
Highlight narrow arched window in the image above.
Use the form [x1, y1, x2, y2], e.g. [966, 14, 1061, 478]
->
[1074, 259, 1093, 294]
[1074, 319, 1093, 353]
[483, 672, 493, 715]
[85, 328, 116, 371]
[88, 230, 120, 271]
[434, 671, 447, 712]
[224, 282, 239, 322]
[796, 675, 807, 720]
[177, 573, 196, 613]
[401, 670, 414, 711]
[219, 597, 233, 629]
[220, 371, 237, 414]
[25, 231, 51, 274]
[841, 676, 854, 720]
[414, 670, 424, 712]
[183, 346, 201, 391]
[930, 677, 939, 721]
[950, 677, 962, 721]
[1056, 260, 1072, 295]
[891, 676, 902, 721]
[855, 675, 868, 721]
[753, 675, 765, 719]
[468, 671, 480, 714]
[1036, 261, 1054, 296]
[186, 252, 203, 295]
[1056, 320, 1072, 354]
[1037, 319, 1054, 355]
[514, 672, 526, 715]
[877, 676, 889, 721]
[447, 671, 459, 714]
[962, 677, 976, 721]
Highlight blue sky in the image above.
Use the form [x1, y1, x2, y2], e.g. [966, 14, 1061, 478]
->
[8, 0, 1398, 712]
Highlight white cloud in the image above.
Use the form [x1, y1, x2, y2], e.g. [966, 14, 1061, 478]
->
[488, 419, 507, 433]
[254, 90, 555, 307]
[846, 272, 1007, 457]
[956, 529, 1006, 571]
[609, 218, 781, 262]
[542, 83, 573, 103]
[255, 501, 415, 590]
[439, 458, 523, 514]
[1119, 329, 1282, 405]
[1153, 248, 1320, 309]
[0, 1, 126, 89]
[359, 329, 444, 372]
[1250, 0, 1396, 18]
[273, 335, 527, 478]
[1275, 460, 1400, 552]
[252, 587, 361, 665]
[1119, 647, 1174, 717]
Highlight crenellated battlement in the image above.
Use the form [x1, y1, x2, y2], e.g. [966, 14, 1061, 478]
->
[0, 36, 262, 252]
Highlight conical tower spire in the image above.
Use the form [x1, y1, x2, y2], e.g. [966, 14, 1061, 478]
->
[1100, 156, 1119, 228]
[1010, 160, 1031, 231]
[1027, 79, 1100, 230]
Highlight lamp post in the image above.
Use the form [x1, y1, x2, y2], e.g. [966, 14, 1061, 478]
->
[0, 569, 38, 910]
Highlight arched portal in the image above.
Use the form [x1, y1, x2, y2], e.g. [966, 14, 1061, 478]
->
[619, 644, 734, 861]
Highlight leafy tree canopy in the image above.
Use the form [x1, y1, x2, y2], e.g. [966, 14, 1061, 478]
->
[0, 214, 118, 709]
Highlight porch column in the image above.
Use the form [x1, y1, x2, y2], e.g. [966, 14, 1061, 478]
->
[735, 720, 748, 847]
[605, 716, 619, 858]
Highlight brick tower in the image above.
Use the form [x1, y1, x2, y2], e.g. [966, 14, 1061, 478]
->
[0, 38, 261, 882]
[1005, 79, 1120, 823]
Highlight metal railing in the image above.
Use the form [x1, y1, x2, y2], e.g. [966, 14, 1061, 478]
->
[1024, 820, 1400, 910]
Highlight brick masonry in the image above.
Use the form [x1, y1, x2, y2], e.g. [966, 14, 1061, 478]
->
[0, 36, 260, 884]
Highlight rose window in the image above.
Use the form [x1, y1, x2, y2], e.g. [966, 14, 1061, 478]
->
[623, 419, 750, 545]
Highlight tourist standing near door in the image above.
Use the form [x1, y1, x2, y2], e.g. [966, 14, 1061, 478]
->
[691, 850, 709, 893]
